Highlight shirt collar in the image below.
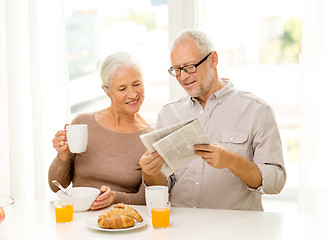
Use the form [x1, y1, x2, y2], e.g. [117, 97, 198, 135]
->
[189, 79, 234, 106]
[212, 78, 234, 100]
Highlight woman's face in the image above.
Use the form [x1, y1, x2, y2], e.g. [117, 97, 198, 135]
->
[106, 66, 144, 115]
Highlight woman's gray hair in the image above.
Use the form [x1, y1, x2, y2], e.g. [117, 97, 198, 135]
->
[100, 51, 142, 89]
[171, 29, 215, 56]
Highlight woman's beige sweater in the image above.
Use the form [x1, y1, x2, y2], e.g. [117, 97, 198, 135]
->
[48, 112, 152, 205]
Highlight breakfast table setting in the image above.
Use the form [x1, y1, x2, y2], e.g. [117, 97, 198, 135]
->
[4, 123, 321, 239]
[1, 194, 327, 240]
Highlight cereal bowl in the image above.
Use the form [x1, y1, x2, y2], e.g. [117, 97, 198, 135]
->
[57, 187, 100, 212]
[0, 195, 14, 223]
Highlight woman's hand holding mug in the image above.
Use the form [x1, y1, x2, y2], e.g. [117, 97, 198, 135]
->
[52, 130, 70, 161]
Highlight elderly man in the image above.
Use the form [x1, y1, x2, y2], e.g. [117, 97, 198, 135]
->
[140, 29, 286, 211]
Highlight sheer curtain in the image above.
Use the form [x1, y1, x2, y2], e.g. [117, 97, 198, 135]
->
[0, 0, 70, 200]
[298, 0, 327, 213]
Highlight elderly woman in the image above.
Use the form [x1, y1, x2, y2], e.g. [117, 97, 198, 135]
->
[48, 52, 152, 210]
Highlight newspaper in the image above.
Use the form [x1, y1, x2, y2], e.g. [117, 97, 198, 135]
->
[140, 118, 210, 176]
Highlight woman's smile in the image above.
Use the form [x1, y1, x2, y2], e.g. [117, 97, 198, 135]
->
[126, 97, 139, 105]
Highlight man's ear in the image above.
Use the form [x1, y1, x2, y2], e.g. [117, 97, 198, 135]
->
[211, 51, 218, 67]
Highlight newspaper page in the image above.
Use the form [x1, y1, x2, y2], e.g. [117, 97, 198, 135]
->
[140, 118, 210, 176]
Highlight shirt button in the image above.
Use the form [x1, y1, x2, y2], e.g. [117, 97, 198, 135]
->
[195, 182, 199, 185]
[218, 99, 222, 104]
[199, 110, 203, 114]
[230, 137, 234, 141]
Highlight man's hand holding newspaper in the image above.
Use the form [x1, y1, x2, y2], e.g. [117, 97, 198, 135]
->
[140, 118, 210, 176]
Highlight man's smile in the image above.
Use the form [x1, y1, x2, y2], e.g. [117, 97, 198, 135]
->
[183, 80, 196, 87]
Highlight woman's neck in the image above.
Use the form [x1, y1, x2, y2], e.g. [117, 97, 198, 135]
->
[107, 107, 136, 125]
[95, 107, 147, 133]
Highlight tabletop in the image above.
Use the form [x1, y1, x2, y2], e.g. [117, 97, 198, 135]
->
[1, 199, 327, 240]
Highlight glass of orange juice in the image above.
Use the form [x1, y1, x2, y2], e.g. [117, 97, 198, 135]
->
[54, 198, 73, 224]
[151, 202, 170, 229]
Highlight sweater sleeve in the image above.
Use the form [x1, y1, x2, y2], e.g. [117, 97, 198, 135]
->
[113, 180, 146, 205]
[48, 153, 76, 192]
[48, 114, 85, 192]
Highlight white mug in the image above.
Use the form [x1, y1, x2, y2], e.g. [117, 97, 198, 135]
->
[145, 185, 169, 216]
[66, 124, 88, 153]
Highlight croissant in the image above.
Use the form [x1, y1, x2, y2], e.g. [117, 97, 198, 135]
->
[98, 210, 118, 223]
[113, 203, 143, 222]
[97, 203, 143, 229]
[98, 214, 135, 229]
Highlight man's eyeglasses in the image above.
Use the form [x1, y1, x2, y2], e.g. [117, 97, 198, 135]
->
[168, 52, 212, 77]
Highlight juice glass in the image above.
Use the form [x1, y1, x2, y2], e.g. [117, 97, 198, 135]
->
[151, 202, 170, 229]
[55, 198, 73, 224]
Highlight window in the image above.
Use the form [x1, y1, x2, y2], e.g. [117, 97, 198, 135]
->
[198, 0, 302, 200]
[64, 0, 300, 202]
[64, 0, 169, 125]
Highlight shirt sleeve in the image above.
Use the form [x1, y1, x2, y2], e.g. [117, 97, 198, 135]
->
[249, 105, 287, 194]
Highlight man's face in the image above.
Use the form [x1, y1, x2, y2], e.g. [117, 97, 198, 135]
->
[170, 38, 214, 98]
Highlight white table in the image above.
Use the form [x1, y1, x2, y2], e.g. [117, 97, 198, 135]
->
[1, 199, 327, 240]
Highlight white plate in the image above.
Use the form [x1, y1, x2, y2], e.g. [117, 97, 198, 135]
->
[86, 216, 148, 232]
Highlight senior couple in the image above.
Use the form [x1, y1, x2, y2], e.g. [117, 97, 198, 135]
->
[48, 29, 286, 211]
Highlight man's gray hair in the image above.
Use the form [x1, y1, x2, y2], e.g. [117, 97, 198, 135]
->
[171, 29, 215, 56]
[100, 51, 142, 89]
